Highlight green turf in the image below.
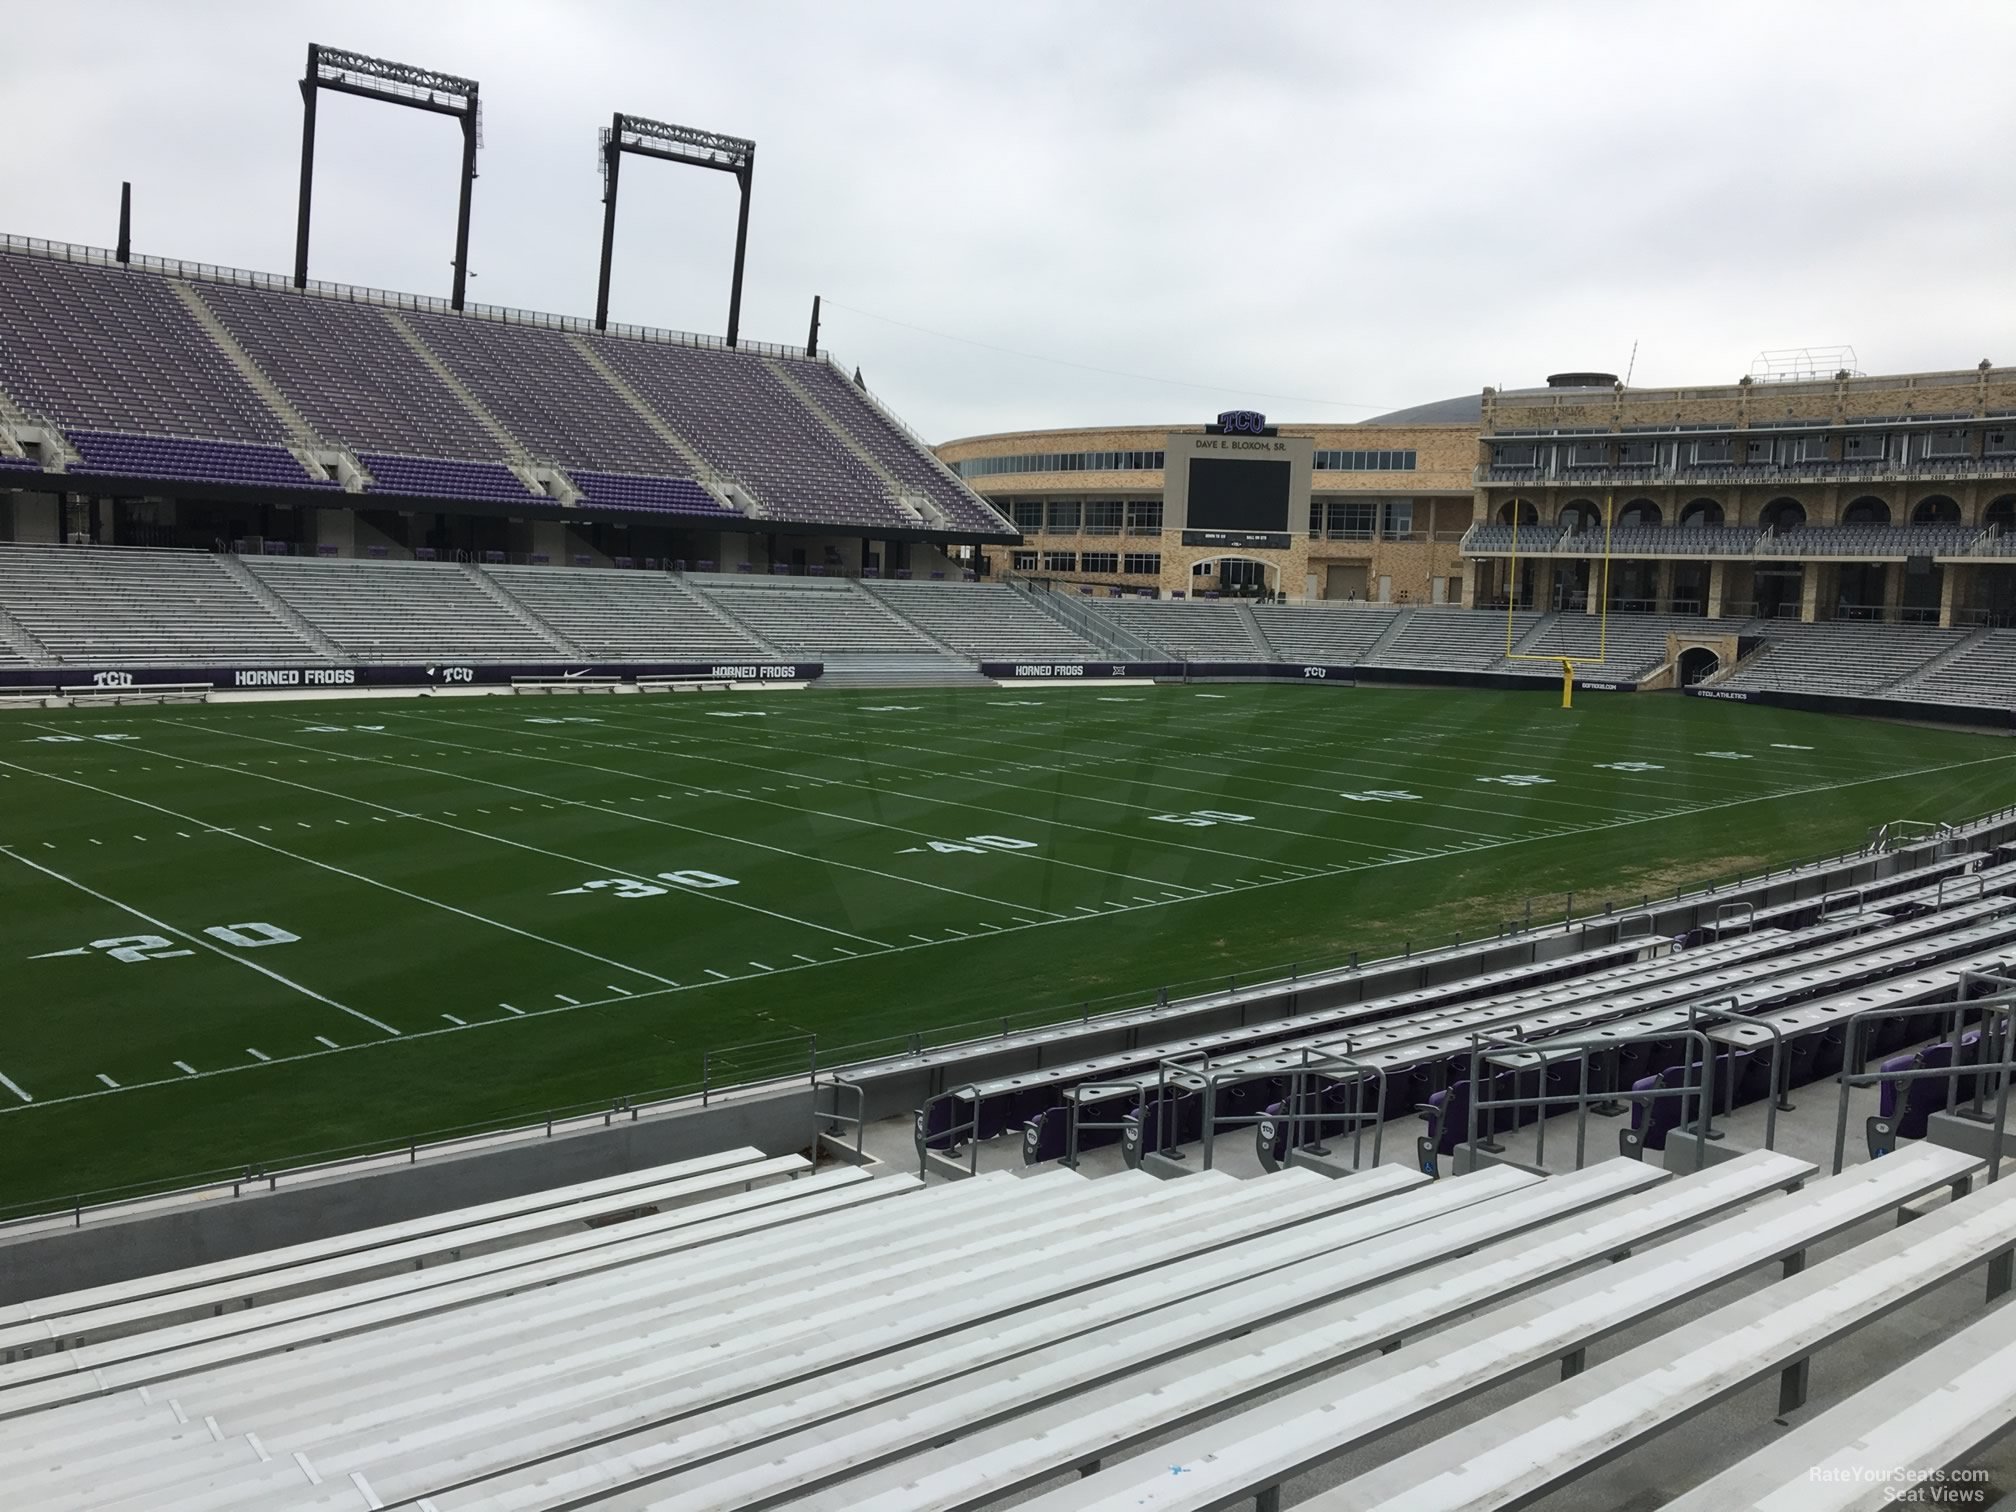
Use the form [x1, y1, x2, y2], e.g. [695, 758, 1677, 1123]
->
[0, 683, 2012, 1210]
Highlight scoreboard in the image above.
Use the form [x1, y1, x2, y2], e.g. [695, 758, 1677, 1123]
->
[1165, 413, 1314, 550]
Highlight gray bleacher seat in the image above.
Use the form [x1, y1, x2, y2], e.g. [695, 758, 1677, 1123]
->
[1370, 608, 1541, 671]
[693, 580, 934, 654]
[483, 564, 766, 662]
[867, 580, 1101, 661]
[1723, 620, 1969, 696]
[1250, 605, 1400, 662]
[1092, 600, 1266, 660]
[1889, 628, 2016, 709]
[245, 556, 558, 662]
[0, 544, 317, 666]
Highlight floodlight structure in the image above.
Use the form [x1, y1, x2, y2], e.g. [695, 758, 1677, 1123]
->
[294, 44, 482, 309]
[595, 113, 756, 344]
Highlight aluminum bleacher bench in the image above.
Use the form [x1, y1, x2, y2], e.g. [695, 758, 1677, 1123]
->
[7, 1166, 899, 1403]
[995, 1143, 1978, 1512]
[0, 1152, 822, 1373]
[0, 1169, 1057, 1420]
[1656, 1293, 2016, 1511]
[1315, 1158, 2016, 1512]
[0, 1147, 773, 1340]
[770, 1150, 1813, 1512]
[8, 1169, 1400, 1507]
[538, 1162, 1684, 1512]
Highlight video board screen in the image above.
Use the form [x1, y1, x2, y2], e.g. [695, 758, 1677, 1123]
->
[1185, 457, 1292, 534]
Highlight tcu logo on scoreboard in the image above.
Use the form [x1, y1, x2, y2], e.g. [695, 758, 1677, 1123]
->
[1215, 409, 1268, 435]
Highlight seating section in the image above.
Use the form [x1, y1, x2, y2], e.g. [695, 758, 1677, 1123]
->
[66, 431, 334, 490]
[1888, 629, 2016, 710]
[694, 580, 936, 653]
[485, 565, 767, 661]
[1510, 611, 1697, 677]
[0, 251, 290, 442]
[0, 544, 316, 665]
[354, 452, 534, 505]
[399, 310, 694, 476]
[1369, 607, 1541, 669]
[797, 361, 1014, 535]
[1252, 604, 1401, 662]
[567, 469, 734, 517]
[243, 557, 558, 662]
[1720, 620, 1969, 696]
[193, 283, 502, 461]
[1769, 524, 1982, 557]
[0, 246, 1012, 537]
[1093, 600, 1267, 659]
[868, 580, 1102, 660]
[10, 1135, 2007, 1510]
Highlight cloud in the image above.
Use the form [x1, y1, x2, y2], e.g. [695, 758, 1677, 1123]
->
[5, 0, 2012, 441]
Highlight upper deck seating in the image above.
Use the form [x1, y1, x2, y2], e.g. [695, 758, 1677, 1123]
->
[0, 250, 289, 442]
[0, 545, 316, 665]
[194, 283, 501, 461]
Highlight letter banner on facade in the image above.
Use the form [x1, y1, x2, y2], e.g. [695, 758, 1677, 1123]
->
[12, 662, 823, 693]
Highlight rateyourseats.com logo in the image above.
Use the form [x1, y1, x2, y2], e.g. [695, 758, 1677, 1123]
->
[1809, 1465, 1993, 1505]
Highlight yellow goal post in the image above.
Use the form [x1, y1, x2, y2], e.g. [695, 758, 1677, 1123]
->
[1503, 492, 1616, 708]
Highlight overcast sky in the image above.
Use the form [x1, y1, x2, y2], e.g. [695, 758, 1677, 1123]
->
[6, 1, 2014, 442]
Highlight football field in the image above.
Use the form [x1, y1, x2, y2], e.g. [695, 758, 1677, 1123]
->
[2, 682, 2013, 1211]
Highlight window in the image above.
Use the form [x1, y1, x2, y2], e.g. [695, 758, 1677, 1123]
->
[1011, 549, 1038, 571]
[1046, 500, 1081, 532]
[1843, 433, 1886, 461]
[1010, 500, 1043, 531]
[1080, 552, 1119, 573]
[1618, 440, 1656, 466]
[1798, 435, 1831, 462]
[1042, 551, 1077, 572]
[952, 450, 1167, 478]
[1923, 429, 1968, 457]
[1987, 428, 2015, 456]
[1566, 441, 1607, 468]
[1312, 499, 1376, 538]
[1126, 500, 1164, 533]
[1123, 552, 1161, 575]
[1084, 500, 1124, 535]
[1316, 449, 1419, 471]
[1745, 437, 1775, 464]
[1691, 438, 1733, 464]
[1381, 500, 1413, 536]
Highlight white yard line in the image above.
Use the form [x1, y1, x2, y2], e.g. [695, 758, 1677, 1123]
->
[5, 742, 2010, 1117]
[163, 716, 1080, 920]
[135, 723, 894, 950]
[394, 710, 1225, 897]
[0, 754, 690, 991]
[0, 841, 403, 1038]
[0, 1071, 33, 1104]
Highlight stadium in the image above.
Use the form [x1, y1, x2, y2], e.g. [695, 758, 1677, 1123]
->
[4, 17, 2016, 1512]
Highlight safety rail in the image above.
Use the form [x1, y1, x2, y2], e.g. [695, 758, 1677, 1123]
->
[1833, 970, 2016, 1177]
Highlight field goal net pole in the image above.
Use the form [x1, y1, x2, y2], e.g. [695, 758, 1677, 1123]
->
[1503, 492, 1615, 709]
